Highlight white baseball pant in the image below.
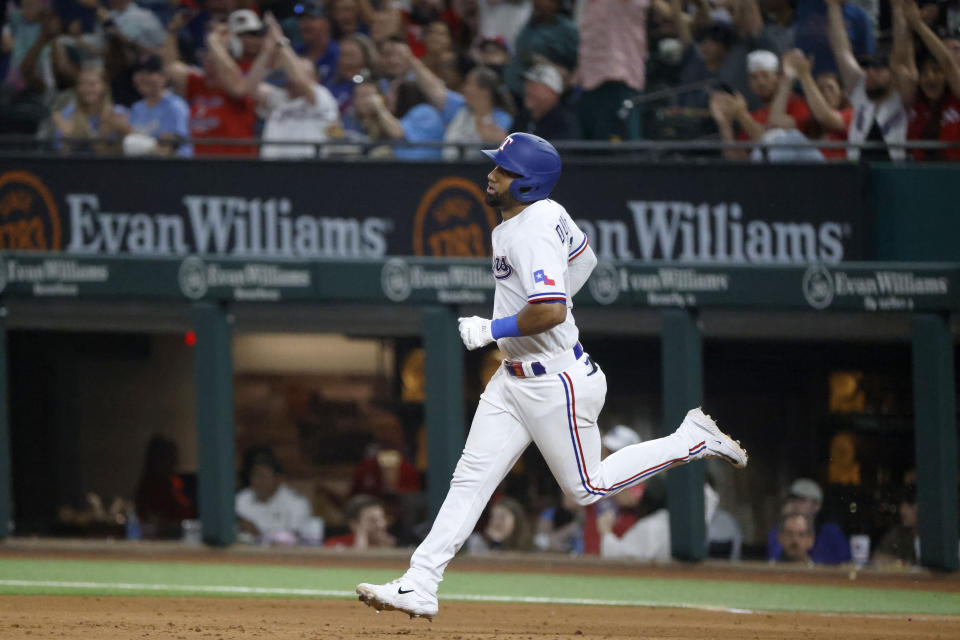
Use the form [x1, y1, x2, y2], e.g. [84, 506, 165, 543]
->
[404, 348, 700, 594]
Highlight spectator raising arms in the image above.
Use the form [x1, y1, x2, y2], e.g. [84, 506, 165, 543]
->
[894, 0, 960, 161]
[162, 19, 257, 156]
[826, 0, 908, 161]
[442, 65, 514, 158]
[227, 9, 267, 72]
[710, 49, 810, 160]
[671, 0, 774, 114]
[248, 13, 342, 159]
[795, 0, 874, 76]
[780, 48, 854, 159]
[368, 78, 446, 159]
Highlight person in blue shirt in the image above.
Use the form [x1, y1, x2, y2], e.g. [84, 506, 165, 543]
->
[767, 477, 851, 565]
[795, 0, 874, 75]
[294, 0, 340, 86]
[129, 55, 192, 156]
[365, 78, 445, 159]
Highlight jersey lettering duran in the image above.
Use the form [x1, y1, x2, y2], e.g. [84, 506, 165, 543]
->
[491, 199, 588, 361]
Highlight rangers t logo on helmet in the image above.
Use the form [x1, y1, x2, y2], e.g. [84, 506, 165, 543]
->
[482, 133, 562, 203]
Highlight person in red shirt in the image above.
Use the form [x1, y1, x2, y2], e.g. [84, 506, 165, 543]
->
[895, 0, 960, 161]
[162, 18, 257, 156]
[782, 49, 854, 160]
[710, 49, 811, 160]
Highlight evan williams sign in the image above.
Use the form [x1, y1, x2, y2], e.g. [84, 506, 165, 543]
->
[0, 159, 868, 261]
[0, 171, 62, 250]
[65, 194, 392, 258]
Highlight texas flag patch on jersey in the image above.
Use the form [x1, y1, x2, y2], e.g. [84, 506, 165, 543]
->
[528, 269, 565, 304]
[533, 269, 556, 286]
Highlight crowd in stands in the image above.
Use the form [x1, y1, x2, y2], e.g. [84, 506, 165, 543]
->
[1, 0, 958, 160]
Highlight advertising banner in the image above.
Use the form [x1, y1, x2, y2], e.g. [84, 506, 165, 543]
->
[0, 252, 955, 312]
[0, 158, 869, 263]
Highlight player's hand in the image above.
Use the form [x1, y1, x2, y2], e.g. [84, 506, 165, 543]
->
[458, 316, 494, 350]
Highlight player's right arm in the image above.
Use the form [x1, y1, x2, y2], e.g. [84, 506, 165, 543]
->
[458, 226, 568, 350]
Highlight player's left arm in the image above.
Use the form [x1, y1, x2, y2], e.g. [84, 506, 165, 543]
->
[567, 240, 597, 296]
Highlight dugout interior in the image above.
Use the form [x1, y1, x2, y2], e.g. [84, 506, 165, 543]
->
[6, 303, 951, 559]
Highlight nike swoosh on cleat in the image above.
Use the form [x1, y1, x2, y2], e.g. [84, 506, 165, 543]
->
[398, 588, 414, 594]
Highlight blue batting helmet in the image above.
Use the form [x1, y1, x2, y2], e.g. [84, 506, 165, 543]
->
[481, 133, 562, 203]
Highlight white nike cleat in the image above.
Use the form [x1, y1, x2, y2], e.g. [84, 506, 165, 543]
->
[356, 579, 438, 621]
[677, 407, 748, 468]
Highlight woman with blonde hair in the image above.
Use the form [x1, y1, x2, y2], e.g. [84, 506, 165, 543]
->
[51, 61, 130, 154]
[442, 65, 514, 158]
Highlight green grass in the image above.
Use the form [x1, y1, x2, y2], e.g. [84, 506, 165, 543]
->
[0, 558, 958, 616]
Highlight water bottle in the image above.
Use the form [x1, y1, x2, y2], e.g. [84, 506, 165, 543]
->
[126, 509, 141, 541]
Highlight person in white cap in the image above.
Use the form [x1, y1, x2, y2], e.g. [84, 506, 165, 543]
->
[228, 9, 266, 71]
[515, 63, 582, 139]
[709, 48, 811, 159]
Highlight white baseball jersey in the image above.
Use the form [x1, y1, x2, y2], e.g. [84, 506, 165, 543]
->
[403, 198, 713, 598]
[490, 199, 590, 361]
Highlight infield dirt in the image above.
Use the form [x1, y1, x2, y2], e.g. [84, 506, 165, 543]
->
[1, 595, 957, 640]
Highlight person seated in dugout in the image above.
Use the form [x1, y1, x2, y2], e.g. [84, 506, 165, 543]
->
[235, 446, 316, 545]
[134, 434, 195, 539]
[466, 496, 533, 553]
[873, 484, 919, 566]
[324, 494, 397, 549]
[767, 478, 851, 565]
[775, 512, 816, 565]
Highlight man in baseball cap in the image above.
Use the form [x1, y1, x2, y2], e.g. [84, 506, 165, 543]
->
[710, 48, 810, 160]
[767, 477, 851, 565]
[515, 64, 581, 140]
[228, 9, 266, 69]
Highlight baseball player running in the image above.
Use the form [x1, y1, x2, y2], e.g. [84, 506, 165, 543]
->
[357, 133, 748, 620]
